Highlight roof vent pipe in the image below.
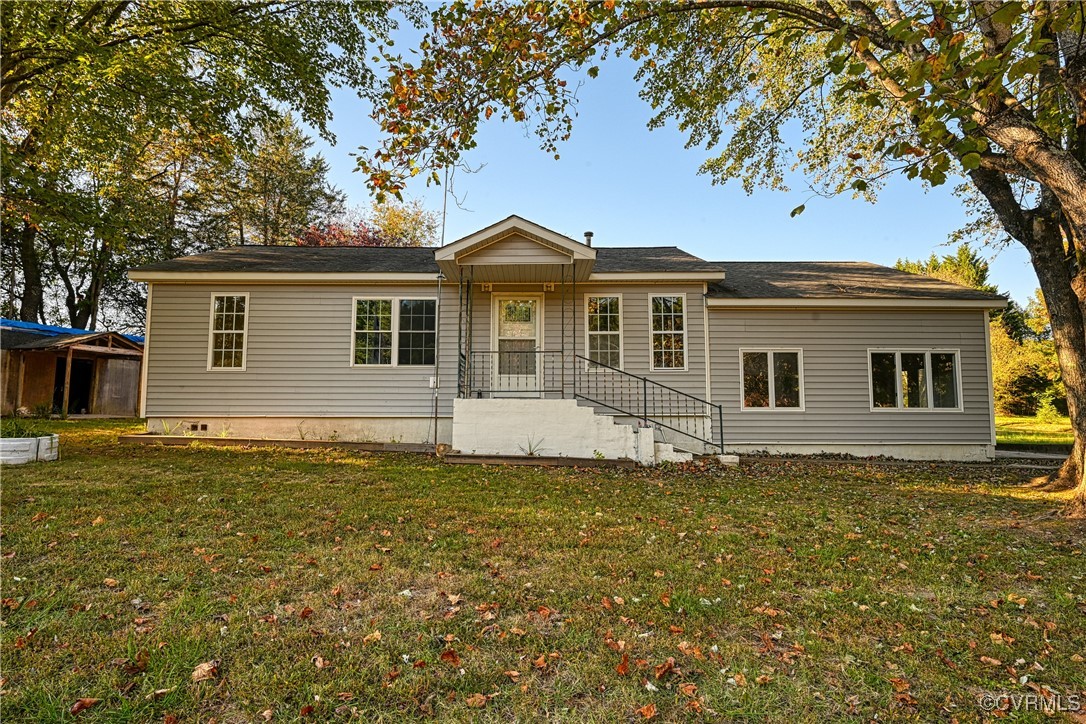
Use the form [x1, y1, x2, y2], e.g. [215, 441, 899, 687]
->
[583, 231, 594, 246]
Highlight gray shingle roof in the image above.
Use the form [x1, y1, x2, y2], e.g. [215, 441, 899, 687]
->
[593, 247, 726, 273]
[707, 261, 1006, 301]
[131, 246, 441, 274]
[0, 329, 47, 350]
[129, 245, 726, 274]
[128, 247, 1006, 303]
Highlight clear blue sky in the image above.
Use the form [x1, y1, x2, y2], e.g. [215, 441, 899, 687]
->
[308, 52, 1038, 305]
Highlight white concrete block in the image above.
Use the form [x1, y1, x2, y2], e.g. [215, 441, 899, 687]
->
[634, 429, 656, 466]
[452, 398, 639, 460]
[714, 454, 740, 466]
[36, 434, 59, 461]
[654, 442, 693, 464]
[0, 437, 39, 465]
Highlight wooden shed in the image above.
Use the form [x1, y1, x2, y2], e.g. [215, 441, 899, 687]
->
[1, 319, 144, 417]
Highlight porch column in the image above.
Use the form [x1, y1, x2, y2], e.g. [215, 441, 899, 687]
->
[560, 263, 566, 397]
[61, 347, 73, 418]
[457, 272, 464, 397]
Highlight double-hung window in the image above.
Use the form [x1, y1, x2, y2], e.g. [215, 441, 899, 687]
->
[869, 349, 960, 410]
[586, 295, 621, 368]
[397, 299, 437, 365]
[741, 349, 803, 409]
[208, 293, 248, 370]
[353, 298, 436, 366]
[650, 294, 685, 370]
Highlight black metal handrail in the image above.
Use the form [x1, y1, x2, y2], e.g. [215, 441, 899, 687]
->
[572, 355, 723, 454]
[458, 349, 723, 453]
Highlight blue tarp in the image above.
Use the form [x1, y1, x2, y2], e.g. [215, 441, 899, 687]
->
[0, 318, 144, 344]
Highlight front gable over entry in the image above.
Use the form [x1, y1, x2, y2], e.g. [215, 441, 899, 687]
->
[435, 215, 596, 282]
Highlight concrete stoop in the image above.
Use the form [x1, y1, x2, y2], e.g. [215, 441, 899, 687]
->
[451, 398, 694, 467]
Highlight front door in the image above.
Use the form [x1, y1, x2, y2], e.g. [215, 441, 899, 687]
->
[493, 297, 541, 396]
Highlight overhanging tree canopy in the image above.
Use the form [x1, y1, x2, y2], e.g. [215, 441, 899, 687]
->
[1, 0, 402, 326]
[359, 0, 1086, 510]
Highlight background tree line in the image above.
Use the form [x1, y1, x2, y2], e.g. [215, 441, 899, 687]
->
[895, 246, 1064, 420]
[1, 1, 436, 335]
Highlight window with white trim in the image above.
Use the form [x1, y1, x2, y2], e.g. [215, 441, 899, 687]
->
[869, 350, 959, 409]
[353, 298, 436, 366]
[209, 294, 248, 369]
[397, 299, 437, 365]
[650, 295, 685, 369]
[741, 350, 803, 409]
[586, 295, 621, 368]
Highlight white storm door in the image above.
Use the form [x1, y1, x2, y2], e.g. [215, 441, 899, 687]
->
[493, 297, 541, 396]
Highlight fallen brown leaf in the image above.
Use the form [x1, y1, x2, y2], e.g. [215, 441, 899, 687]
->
[69, 698, 100, 715]
[191, 660, 219, 683]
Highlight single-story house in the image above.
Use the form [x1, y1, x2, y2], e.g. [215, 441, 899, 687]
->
[128, 215, 1006, 463]
[1, 319, 145, 417]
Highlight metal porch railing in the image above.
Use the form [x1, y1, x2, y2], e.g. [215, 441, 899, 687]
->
[458, 350, 723, 453]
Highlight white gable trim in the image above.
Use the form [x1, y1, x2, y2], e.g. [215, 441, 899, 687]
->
[435, 215, 595, 262]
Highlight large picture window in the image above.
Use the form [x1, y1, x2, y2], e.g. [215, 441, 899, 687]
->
[208, 294, 248, 370]
[869, 350, 960, 410]
[586, 295, 621, 368]
[353, 298, 436, 366]
[650, 295, 685, 370]
[741, 350, 803, 409]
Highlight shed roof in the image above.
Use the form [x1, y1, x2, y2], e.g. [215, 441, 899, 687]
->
[1, 319, 144, 351]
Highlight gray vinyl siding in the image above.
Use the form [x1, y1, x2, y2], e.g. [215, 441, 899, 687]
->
[147, 283, 452, 417]
[459, 234, 570, 264]
[708, 308, 993, 444]
[145, 281, 710, 419]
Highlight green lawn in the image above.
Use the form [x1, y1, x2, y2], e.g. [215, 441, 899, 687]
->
[2, 420, 1084, 722]
[996, 415, 1074, 447]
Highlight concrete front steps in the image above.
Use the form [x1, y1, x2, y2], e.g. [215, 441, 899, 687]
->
[452, 397, 694, 466]
[654, 441, 693, 464]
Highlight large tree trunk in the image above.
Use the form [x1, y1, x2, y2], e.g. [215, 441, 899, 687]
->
[979, 115, 1086, 513]
[1021, 218, 1086, 511]
[17, 220, 44, 323]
